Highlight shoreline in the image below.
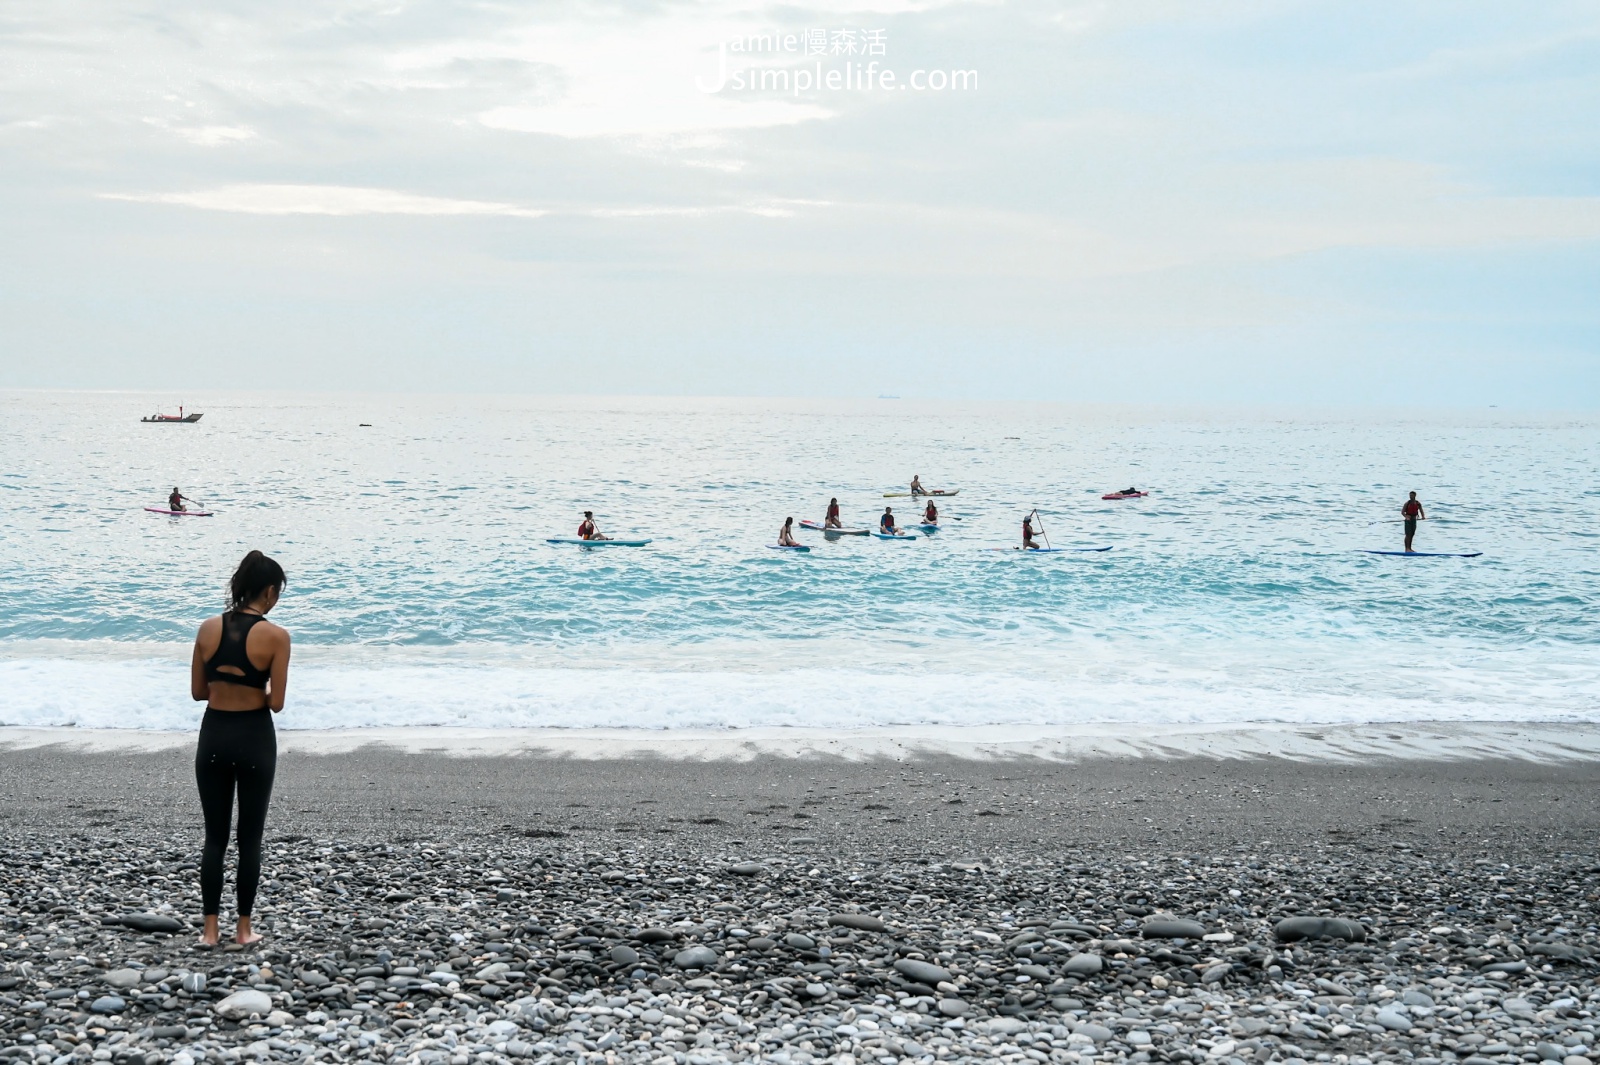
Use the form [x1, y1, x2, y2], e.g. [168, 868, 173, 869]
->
[5, 720, 1600, 763]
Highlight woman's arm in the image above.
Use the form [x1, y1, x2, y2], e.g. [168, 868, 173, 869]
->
[191, 620, 212, 702]
[267, 628, 292, 712]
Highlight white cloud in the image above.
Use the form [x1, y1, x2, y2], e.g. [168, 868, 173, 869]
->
[101, 184, 551, 218]
[98, 183, 829, 220]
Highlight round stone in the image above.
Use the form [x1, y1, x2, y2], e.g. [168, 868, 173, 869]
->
[805, 982, 829, 998]
[609, 945, 640, 966]
[938, 998, 968, 1017]
[214, 989, 274, 1020]
[90, 995, 125, 1014]
[784, 933, 816, 951]
[673, 945, 719, 970]
[1062, 954, 1103, 975]
[894, 958, 952, 985]
[827, 914, 887, 932]
[1141, 918, 1208, 939]
[1272, 916, 1367, 943]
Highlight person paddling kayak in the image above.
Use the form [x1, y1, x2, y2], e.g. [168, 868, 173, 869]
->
[923, 500, 938, 524]
[881, 507, 901, 535]
[778, 517, 801, 547]
[169, 487, 193, 513]
[1402, 492, 1425, 552]
[1022, 514, 1043, 550]
[577, 511, 611, 541]
[825, 498, 842, 529]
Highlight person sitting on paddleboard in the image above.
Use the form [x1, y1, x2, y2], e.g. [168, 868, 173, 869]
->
[924, 500, 938, 524]
[1402, 492, 1425, 552]
[881, 507, 899, 535]
[778, 517, 800, 547]
[910, 475, 927, 498]
[578, 511, 610, 541]
[169, 487, 190, 513]
[825, 498, 842, 529]
[1022, 515, 1042, 550]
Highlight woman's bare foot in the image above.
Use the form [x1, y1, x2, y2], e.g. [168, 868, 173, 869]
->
[235, 916, 262, 946]
[198, 915, 221, 948]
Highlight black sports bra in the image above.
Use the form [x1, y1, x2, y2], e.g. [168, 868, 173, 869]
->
[205, 612, 272, 689]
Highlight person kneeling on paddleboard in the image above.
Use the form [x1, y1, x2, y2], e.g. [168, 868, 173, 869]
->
[779, 517, 800, 547]
[170, 487, 192, 513]
[881, 507, 899, 535]
[578, 511, 611, 541]
[924, 500, 938, 524]
[1022, 514, 1042, 550]
[826, 498, 842, 529]
[1402, 492, 1425, 553]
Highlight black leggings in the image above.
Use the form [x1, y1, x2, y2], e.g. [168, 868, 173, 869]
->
[195, 708, 277, 916]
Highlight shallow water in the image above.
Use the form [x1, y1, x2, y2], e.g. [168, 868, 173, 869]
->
[2, 391, 1595, 729]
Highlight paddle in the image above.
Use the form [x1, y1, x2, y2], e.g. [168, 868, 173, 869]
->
[1031, 508, 1052, 551]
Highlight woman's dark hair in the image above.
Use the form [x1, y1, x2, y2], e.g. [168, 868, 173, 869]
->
[230, 550, 286, 609]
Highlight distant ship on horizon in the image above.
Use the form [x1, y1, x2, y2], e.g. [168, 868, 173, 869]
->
[141, 405, 202, 423]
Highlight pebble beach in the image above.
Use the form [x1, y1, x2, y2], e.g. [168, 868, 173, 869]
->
[2, 734, 1599, 1065]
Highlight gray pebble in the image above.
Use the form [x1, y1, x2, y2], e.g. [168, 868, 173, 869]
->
[673, 945, 719, 969]
[938, 998, 968, 1017]
[1273, 915, 1366, 942]
[1062, 953, 1102, 975]
[609, 945, 640, 966]
[894, 958, 952, 985]
[1142, 918, 1207, 939]
[827, 913, 887, 932]
[90, 994, 125, 1013]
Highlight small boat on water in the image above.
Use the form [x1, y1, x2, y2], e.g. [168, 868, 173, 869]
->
[141, 406, 202, 423]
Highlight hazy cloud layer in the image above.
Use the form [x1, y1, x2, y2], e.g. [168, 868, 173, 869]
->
[1, 0, 1596, 403]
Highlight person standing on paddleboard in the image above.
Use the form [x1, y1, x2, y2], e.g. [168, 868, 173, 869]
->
[778, 517, 800, 547]
[578, 511, 611, 542]
[169, 487, 192, 513]
[190, 550, 291, 948]
[1402, 492, 1425, 553]
[881, 507, 899, 535]
[825, 498, 842, 529]
[1022, 514, 1042, 550]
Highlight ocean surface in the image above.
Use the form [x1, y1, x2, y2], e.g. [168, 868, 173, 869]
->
[2, 391, 1596, 731]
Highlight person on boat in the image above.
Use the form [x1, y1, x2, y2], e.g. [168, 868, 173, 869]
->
[778, 517, 800, 547]
[825, 498, 842, 529]
[1022, 514, 1043, 550]
[881, 507, 900, 535]
[910, 475, 927, 498]
[923, 500, 938, 524]
[169, 487, 191, 512]
[1401, 492, 1425, 553]
[578, 511, 610, 541]
[189, 550, 291, 948]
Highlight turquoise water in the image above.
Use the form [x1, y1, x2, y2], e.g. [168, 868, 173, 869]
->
[2, 391, 1596, 729]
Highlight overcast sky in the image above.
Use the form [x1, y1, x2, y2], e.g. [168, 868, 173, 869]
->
[1, 1, 1596, 406]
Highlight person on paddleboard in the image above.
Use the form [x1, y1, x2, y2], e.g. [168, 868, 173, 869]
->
[578, 511, 610, 542]
[881, 507, 900, 535]
[1022, 514, 1043, 550]
[923, 500, 938, 524]
[825, 498, 842, 529]
[910, 475, 927, 498]
[778, 517, 800, 547]
[169, 487, 192, 513]
[1402, 492, 1425, 553]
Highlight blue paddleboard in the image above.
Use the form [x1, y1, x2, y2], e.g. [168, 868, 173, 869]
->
[547, 538, 652, 547]
[875, 531, 918, 540]
[985, 546, 1113, 553]
[1361, 549, 1481, 558]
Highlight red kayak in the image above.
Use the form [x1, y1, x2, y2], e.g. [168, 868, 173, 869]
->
[1102, 491, 1148, 500]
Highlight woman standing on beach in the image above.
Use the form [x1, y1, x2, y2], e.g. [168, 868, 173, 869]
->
[189, 551, 291, 947]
